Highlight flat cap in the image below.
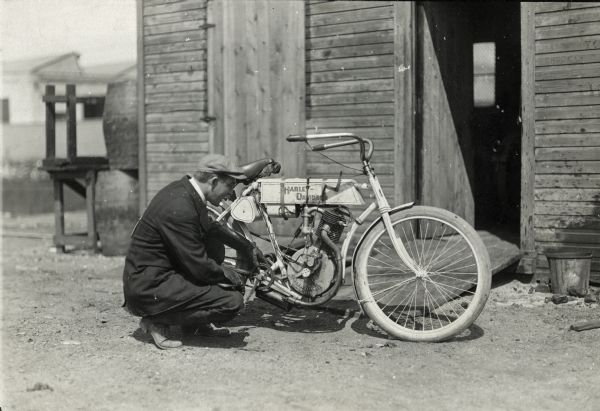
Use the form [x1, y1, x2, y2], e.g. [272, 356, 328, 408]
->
[197, 154, 246, 179]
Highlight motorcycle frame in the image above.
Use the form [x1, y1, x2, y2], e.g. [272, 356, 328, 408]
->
[214, 152, 418, 305]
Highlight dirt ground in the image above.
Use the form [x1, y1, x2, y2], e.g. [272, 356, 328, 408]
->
[2, 212, 600, 411]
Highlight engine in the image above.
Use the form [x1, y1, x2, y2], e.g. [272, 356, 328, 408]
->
[317, 208, 350, 243]
[286, 207, 350, 298]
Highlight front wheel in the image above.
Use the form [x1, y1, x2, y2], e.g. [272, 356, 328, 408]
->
[354, 206, 491, 342]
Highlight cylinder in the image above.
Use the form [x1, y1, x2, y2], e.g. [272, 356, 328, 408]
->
[95, 170, 139, 256]
[546, 251, 592, 297]
[102, 80, 138, 170]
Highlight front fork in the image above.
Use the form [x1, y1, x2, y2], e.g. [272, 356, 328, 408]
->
[364, 164, 420, 273]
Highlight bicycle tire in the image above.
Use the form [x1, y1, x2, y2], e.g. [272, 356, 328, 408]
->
[354, 206, 491, 342]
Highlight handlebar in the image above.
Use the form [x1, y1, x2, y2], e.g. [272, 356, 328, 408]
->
[286, 135, 307, 142]
[286, 133, 374, 162]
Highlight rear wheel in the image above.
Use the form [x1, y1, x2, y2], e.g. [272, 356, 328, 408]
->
[354, 206, 491, 342]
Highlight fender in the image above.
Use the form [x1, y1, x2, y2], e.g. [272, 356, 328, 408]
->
[347, 201, 415, 295]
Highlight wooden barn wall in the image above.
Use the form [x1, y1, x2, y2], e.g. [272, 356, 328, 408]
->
[532, 2, 600, 282]
[208, 0, 305, 177]
[418, 3, 474, 224]
[305, 1, 397, 197]
[142, 0, 209, 202]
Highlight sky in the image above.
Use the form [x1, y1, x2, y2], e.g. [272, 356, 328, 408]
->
[1, 0, 137, 67]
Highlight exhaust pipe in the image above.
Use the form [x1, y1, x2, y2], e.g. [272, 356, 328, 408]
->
[255, 289, 293, 312]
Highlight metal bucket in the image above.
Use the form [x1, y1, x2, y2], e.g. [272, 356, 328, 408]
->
[545, 251, 592, 297]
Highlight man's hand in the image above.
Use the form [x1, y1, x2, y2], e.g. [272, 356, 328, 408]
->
[220, 266, 247, 293]
[247, 246, 267, 272]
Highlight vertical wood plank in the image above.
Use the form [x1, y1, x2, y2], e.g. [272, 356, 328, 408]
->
[231, 0, 248, 164]
[393, 1, 416, 205]
[520, 2, 536, 274]
[45, 85, 56, 159]
[256, 0, 272, 162]
[266, 0, 305, 177]
[217, 0, 305, 174]
[283, 0, 306, 177]
[268, 2, 284, 169]
[137, 0, 147, 210]
[53, 179, 65, 253]
[136, 0, 149, 211]
[222, 0, 237, 161]
[417, 3, 474, 223]
[86, 170, 98, 251]
[243, 0, 256, 162]
[66, 84, 77, 159]
[208, 0, 224, 154]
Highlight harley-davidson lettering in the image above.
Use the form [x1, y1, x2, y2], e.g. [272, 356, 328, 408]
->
[296, 193, 321, 201]
[284, 185, 307, 194]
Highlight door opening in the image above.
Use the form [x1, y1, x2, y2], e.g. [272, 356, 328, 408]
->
[471, 2, 522, 237]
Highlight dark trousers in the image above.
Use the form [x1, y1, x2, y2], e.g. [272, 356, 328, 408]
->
[148, 286, 243, 326]
[148, 239, 243, 327]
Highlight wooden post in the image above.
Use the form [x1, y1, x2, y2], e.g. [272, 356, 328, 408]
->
[66, 84, 77, 159]
[53, 179, 65, 253]
[86, 170, 98, 251]
[393, 1, 417, 206]
[45, 85, 56, 159]
[519, 3, 537, 275]
[136, 0, 147, 212]
[207, 0, 224, 155]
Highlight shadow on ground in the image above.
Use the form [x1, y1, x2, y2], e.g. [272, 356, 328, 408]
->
[132, 327, 251, 349]
[231, 298, 485, 342]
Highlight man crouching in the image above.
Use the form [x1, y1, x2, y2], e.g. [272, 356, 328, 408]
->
[122, 154, 264, 349]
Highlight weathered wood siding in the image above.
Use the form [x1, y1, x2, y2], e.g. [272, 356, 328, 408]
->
[208, 0, 305, 177]
[142, 0, 209, 201]
[533, 2, 600, 282]
[305, 1, 396, 195]
[418, 3, 474, 224]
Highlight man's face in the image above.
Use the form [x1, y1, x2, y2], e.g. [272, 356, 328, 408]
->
[206, 175, 237, 206]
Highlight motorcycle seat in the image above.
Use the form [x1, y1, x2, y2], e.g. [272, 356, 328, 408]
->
[239, 158, 280, 180]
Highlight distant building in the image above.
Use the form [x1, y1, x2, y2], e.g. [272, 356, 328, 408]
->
[2, 52, 135, 124]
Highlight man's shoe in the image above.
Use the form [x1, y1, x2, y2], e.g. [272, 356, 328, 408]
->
[182, 323, 231, 338]
[139, 318, 182, 349]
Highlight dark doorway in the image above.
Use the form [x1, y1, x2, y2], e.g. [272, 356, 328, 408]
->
[470, 2, 522, 234]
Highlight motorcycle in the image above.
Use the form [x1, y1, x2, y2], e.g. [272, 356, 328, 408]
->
[211, 133, 491, 342]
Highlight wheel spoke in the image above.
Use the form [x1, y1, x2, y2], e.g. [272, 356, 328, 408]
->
[367, 255, 398, 269]
[419, 220, 429, 267]
[372, 246, 396, 262]
[426, 277, 463, 321]
[425, 237, 467, 271]
[367, 271, 413, 277]
[428, 277, 477, 294]
[399, 224, 419, 265]
[408, 220, 423, 265]
[381, 280, 419, 320]
[366, 264, 409, 271]
[424, 223, 449, 269]
[370, 276, 417, 299]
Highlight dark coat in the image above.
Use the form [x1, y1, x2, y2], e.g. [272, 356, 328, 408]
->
[123, 176, 233, 317]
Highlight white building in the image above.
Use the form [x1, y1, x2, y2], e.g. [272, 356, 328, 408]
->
[1, 53, 135, 162]
[2, 52, 135, 125]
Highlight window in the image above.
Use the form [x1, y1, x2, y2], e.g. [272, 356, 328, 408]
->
[1, 98, 9, 123]
[80, 96, 105, 119]
[473, 42, 496, 107]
